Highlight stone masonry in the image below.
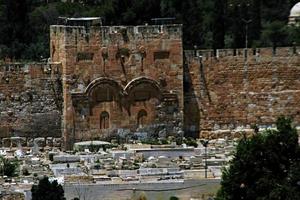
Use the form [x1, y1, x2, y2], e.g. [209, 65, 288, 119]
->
[0, 19, 300, 149]
[50, 19, 184, 149]
[184, 47, 300, 138]
[0, 63, 62, 147]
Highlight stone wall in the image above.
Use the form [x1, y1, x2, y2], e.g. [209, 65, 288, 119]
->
[1, 23, 299, 147]
[0, 63, 62, 147]
[50, 22, 184, 149]
[184, 47, 300, 138]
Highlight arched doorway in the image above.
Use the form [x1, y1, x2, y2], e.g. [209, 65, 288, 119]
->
[100, 111, 109, 129]
[137, 109, 147, 128]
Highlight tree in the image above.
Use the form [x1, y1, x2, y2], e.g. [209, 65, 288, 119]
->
[0, 156, 18, 177]
[249, 0, 262, 45]
[229, 2, 244, 49]
[0, 0, 298, 60]
[261, 21, 288, 51]
[287, 25, 300, 46]
[216, 116, 300, 200]
[31, 176, 66, 200]
[212, 0, 225, 51]
[3, 0, 31, 59]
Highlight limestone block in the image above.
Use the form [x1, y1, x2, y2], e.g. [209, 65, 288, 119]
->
[27, 138, 34, 147]
[46, 137, 53, 147]
[34, 137, 45, 147]
[53, 138, 62, 147]
[10, 137, 26, 147]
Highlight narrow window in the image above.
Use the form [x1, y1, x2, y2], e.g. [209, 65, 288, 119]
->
[100, 111, 109, 129]
[137, 110, 147, 128]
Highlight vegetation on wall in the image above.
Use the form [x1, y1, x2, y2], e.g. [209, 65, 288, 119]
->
[0, 0, 300, 61]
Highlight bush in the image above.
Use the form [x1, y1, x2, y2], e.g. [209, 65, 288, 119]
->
[216, 117, 300, 200]
[0, 156, 18, 177]
[184, 137, 198, 147]
[31, 176, 65, 200]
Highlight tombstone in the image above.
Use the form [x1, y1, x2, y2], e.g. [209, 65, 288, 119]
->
[46, 137, 53, 147]
[11, 137, 26, 147]
[53, 138, 62, 147]
[34, 137, 45, 147]
[14, 139, 24, 158]
[158, 128, 167, 138]
[31, 140, 39, 155]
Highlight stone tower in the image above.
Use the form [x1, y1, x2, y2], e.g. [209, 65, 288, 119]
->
[50, 18, 184, 149]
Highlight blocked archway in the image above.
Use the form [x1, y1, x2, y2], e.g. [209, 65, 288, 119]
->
[85, 77, 123, 110]
[137, 109, 148, 128]
[124, 77, 162, 101]
[85, 77, 122, 98]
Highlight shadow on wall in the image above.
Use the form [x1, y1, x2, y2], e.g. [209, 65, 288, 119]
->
[183, 55, 200, 138]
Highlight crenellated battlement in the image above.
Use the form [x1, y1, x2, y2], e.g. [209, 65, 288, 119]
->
[184, 44, 300, 138]
[184, 46, 300, 62]
[50, 24, 182, 46]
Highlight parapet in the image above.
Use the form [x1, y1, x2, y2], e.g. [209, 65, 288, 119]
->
[184, 46, 300, 61]
[50, 23, 182, 43]
[0, 62, 62, 77]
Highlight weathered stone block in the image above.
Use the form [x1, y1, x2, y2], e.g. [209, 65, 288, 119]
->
[10, 137, 26, 147]
[27, 138, 34, 147]
[46, 137, 53, 147]
[34, 137, 45, 147]
[53, 138, 62, 148]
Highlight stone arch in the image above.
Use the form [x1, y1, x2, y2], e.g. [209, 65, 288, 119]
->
[85, 77, 123, 104]
[124, 77, 162, 101]
[85, 77, 122, 97]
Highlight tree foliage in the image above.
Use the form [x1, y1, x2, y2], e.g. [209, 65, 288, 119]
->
[0, 0, 300, 61]
[31, 176, 66, 200]
[216, 116, 300, 200]
[0, 156, 18, 177]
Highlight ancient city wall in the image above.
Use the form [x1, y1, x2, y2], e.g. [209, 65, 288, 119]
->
[50, 24, 184, 149]
[1, 25, 300, 147]
[184, 47, 300, 138]
[0, 63, 63, 147]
